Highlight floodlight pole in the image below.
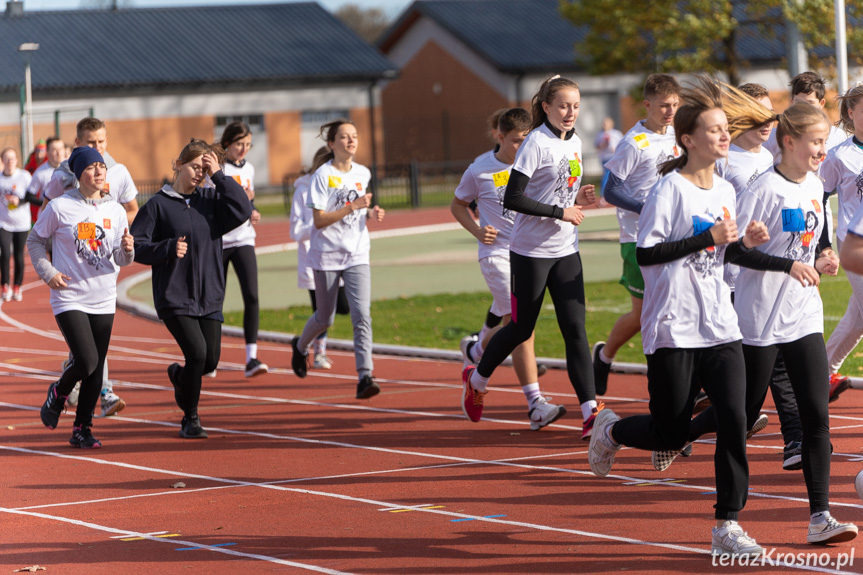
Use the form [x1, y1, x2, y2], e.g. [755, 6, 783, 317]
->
[836, 0, 848, 95]
[17, 43, 39, 157]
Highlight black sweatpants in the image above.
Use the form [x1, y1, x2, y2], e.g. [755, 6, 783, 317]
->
[769, 352, 803, 445]
[223, 245, 259, 345]
[0, 229, 27, 286]
[55, 311, 114, 428]
[476, 250, 595, 403]
[163, 316, 221, 417]
[611, 342, 749, 520]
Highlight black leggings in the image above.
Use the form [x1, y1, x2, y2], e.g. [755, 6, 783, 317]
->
[163, 316, 221, 417]
[0, 229, 27, 286]
[55, 311, 114, 428]
[476, 250, 595, 403]
[223, 245, 259, 345]
[612, 342, 749, 520]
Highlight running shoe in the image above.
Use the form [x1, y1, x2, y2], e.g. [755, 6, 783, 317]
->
[244, 358, 269, 378]
[291, 336, 308, 378]
[536, 363, 548, 377]
[12, 285, 21, 301]
[581, 401, 605, 441]
[747, 413, 769, 439]
[100, 390, 126, 417]
[829, 373, 852, 404]
[692, 390, 711, 414]
[711, 521, 763, 557]
[588, 407, 620, 477]
[461, 366, 486, 422]
[313, 354, 333, 370]
[69, 424, 102, 448]
[528, 396, 566, 431]
[179, 415, 208, 439]
[66, 382, 81, 408]
[807, 515, 858, 544]
[356, 375, 381, 399]
[459, 334, 478, 368]
[203, 369, 217, 378]
[592, 342, 611, 396]
[1, 285, 10, 302]
[167, 362, 184, 411]
[40, 382, 67, 429]
[783, 440, 802, 471]
[652, 443, 692, 472]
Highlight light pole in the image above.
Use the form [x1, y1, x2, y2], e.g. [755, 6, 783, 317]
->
[18, 42, 39, 157]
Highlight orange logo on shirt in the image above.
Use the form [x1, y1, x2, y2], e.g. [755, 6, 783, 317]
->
[232, 175, 242, 185]
[103, 219, 111, 229]
[811, 199, 822, 213]
[357, 183, 363, 191]
[802, 231, 814, 247]
[722, 207, 731, 220]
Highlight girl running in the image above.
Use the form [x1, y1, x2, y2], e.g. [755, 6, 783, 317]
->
[219, 122, 268, 378]
[460, 76, 599, 438]
[588, 78, 773, 555]
[822, 85, 863, 400]
[0, 147, 38, 301]
[290, 119, 385, 399]
[131, 139, 252, 439]
[32, 147, 134, 448]
[289, 146, 350, 370]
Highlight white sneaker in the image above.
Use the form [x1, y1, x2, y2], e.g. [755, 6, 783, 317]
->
[747, 413, 769, 439]
[652, 443, 692, 472]
[588, 408, 621, 477]
[100, 390, 126, 417]
[807, 515, 858, 544]
[66, 382, 81, 408]
[313, 354, 333, 370]
[528, 396, 566, 431]
[204, 369, 217, 378]
[1, 286, 10, 302]
[459, 334, 478, 369]
[712, 521, 763, 557]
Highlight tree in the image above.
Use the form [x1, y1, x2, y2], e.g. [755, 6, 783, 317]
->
[335, 4, 390, 45]
[81, 0, 134, 8]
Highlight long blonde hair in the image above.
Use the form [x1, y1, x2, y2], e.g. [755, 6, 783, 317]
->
[775, 102, 830, 151]
[837, 84, 863, 134]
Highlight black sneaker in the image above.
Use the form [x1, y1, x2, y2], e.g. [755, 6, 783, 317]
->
[783, 440, 802, 470]
[592, 342, 611, 396]
[179, 415, 208, 439]
[41, 382, 67, 429]
[692, 390, 711, 415]
[69, 424, 101, 448]
[167, 363, 184, 411]
[291, 336, 308, 378]
[244, 358, 269, 378]
[356, 375, 380, 399]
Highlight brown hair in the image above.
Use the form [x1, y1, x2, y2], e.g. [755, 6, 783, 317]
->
[644, 73, 681, 100]
[836, 84, 863, 134]
[75, 117, 106, 139]
[497, 108, 531, 136]
[775, 102, 830, 151]
[318, 119, 355, 165]
[46, 136, 63, 149]
[790, 71, 827, 101]
[738, 83, 769, 100]
[219, 121, 252, 150]
[306, 146, 331, 175]
[486, 108, 508, 140]
[0, 147, 17, 161]
[530, 75, 580, 131]
[174, 138, 225, 175]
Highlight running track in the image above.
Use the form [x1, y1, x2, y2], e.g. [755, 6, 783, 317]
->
[2, 208, 863, 574]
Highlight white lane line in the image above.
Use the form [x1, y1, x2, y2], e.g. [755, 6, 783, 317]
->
[0, 506, 354, 574]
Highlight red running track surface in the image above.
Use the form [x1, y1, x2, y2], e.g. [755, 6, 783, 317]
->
[2, 208, 863, 574]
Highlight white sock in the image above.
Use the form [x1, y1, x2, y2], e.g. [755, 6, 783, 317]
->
[717, 519, 736, 528]
[314, 337, 327, 356]
[599, 348, 613, 365]
[470, 369, 489, 392]
[522, 382, 541, 406]
[811, 511, 829, 525]
[246, 343, 257, 363]
[580, 400, 598, 421]
[478, 324, 491, 343]
[471, 339, 485, 362]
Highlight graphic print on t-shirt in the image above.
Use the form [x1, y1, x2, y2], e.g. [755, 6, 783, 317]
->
[685, 208, 727, 277]
[653, 145, 680, 171]
[74, 219, 112, 270]
[747, 169, 760, 187]
[331, 182, 361, 228]
[553, 154, 581, 204]
[782, 206, 818, 262]
[856, 170, 863, 200]
[492, 170, 514, 221]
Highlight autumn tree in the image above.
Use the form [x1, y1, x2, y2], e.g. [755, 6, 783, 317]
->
[335, 4, 390, 45]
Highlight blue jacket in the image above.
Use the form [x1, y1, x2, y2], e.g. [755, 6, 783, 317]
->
[130, 170, 252, 320]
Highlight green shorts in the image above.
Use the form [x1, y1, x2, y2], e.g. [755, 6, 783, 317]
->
[618, 242, 644, 299]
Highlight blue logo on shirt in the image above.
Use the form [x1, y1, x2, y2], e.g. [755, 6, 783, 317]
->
[692, 215, 715, 236]
[781, 208, 805, 232]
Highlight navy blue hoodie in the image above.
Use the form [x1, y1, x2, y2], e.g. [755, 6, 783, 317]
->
[130, 171, 252, 320]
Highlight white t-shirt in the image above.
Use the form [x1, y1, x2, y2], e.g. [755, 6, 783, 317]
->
[221, 161, 257, 249]
[32, 193, 130, 315]
[307, 161, 372, 271]
[289, 174, 315, 290]
[735, 167, 825, 346]
[605, 122, 680, 243]
[637, 171, 741, 355]
[820, 136, 863, 243]
[847, 198, 863, 237]
[0, 168, 33, 232]
[510, 123, 584, 258]
[27, 160, 57, 198]
[43, 158, 139, 206]
[454, 150, 515, 260]
[594, 128, 623, 163]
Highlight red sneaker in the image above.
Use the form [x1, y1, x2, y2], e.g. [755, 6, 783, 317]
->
[581, 401, 605, 441]
[829, 373, 852, 404]
[461, 366, 487, 422]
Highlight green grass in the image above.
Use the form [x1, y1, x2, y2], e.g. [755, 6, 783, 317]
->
[227, 271, 863, 372]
